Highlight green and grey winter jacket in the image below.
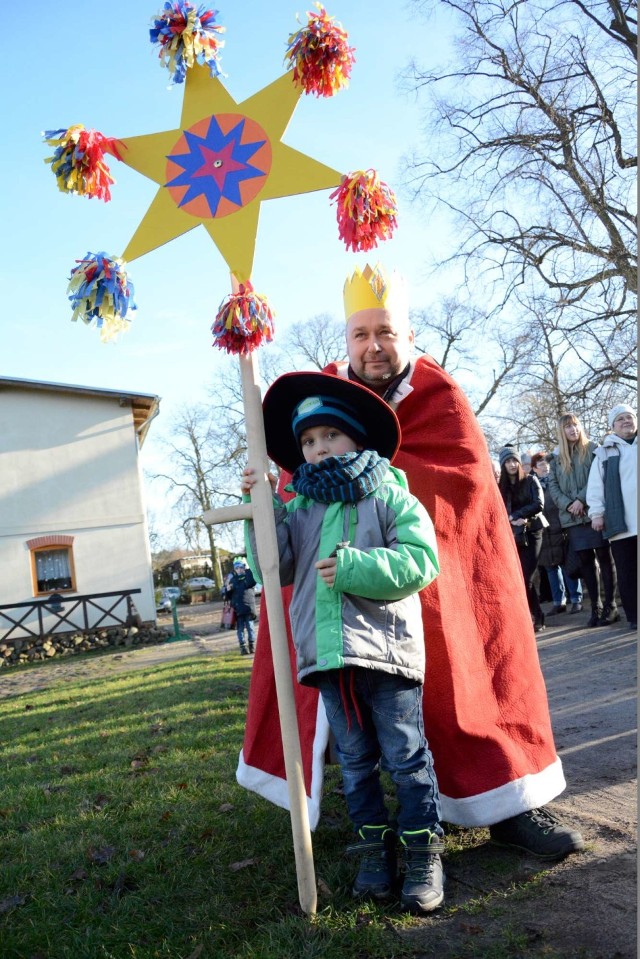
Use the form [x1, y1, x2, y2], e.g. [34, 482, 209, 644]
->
[548, 441, 598, 529]
[245, 465, 439, 686]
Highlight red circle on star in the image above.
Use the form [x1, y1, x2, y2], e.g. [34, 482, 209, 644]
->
[165, 113, 272, 219]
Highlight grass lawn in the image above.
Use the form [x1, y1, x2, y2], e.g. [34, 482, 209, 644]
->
[0, 653, 551, 959]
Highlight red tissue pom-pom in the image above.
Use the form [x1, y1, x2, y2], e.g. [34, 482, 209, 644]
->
[43, 125, 123, 201]
[330, 170, 398, 252]
[285, 3, 355, 97]
[212, 282, 275, 355]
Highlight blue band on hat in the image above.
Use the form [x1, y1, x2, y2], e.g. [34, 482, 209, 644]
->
[292, 395, 366, 443]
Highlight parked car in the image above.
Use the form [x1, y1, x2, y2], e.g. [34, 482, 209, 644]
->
[156, 588, 179, 614]
[186, 577, 215, 591]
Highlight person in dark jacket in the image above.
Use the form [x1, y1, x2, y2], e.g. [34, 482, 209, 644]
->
[531, 453, 583, 615]
[228, 558, 257, 655]
[498, 448, 548, 631]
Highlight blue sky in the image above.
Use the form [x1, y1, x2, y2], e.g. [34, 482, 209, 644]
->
[1, 1, 455, 541]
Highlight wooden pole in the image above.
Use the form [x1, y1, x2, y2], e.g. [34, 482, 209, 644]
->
[205, 348, 317, 917]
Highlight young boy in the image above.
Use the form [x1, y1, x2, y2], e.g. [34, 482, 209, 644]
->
[228, 558, 257, 655]
[241, 371, 445, 913]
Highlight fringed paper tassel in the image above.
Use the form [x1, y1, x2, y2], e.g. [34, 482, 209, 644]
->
[330, 170, 398, 252]
[68, 253, 135, 343]
[43, 125, 123, 201]
[150, 2, 225, 84]
[285, 3, 355, 97]
[212, 282, 275, 355]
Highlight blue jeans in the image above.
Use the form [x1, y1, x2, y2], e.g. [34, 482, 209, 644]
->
[315, 668, 442, 833]
[235, 613, 255, 648]
[546, 566, 583, 605]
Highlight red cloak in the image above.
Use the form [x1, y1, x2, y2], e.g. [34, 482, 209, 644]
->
[237, 356, 564, 827]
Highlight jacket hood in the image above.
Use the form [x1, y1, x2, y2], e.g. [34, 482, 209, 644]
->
[603, 431, 637, 448]
[386, 464, 410, 491]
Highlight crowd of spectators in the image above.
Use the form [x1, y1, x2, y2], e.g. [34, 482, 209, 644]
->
[496, 404, 637, 631]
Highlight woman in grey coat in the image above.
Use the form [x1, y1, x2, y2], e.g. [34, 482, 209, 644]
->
[548, 414, 618, 627]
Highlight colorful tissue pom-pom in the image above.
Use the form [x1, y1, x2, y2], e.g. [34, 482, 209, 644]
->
[285, 3, 355, 97]
[330, 170, 398, 252]
[212, 282, 275, 354]
[68, 253, 135, 343]
[43, 125, 123, 201]
[150, 1, 225, 84]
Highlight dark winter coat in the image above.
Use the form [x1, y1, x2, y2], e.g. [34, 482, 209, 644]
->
[228, 569, 256, 617]
[500, 474, 547, 546]
[537, 475, 565, 568]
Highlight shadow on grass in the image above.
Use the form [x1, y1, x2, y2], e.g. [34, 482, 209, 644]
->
[1, 657, 633, 959]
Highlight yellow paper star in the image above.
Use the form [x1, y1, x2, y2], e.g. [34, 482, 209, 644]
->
[117, 66, 342, 282]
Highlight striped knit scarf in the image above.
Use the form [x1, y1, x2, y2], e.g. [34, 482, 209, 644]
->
[292, 449, 389, 503]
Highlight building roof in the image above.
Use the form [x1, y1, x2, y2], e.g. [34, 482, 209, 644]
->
[0, 376, 160, 446]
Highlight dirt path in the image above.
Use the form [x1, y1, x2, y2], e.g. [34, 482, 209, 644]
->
[0, 601, 241, 699]
[402, 614, 637, 959]
[0, 601, 636, 958]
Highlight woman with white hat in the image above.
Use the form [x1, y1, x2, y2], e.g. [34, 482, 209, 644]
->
[586, 404, 637, 630]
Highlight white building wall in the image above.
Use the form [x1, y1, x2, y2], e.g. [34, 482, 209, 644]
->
[0, 388, 156, 622]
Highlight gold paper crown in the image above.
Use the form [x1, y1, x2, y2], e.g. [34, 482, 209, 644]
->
[343, 264, 407, 321]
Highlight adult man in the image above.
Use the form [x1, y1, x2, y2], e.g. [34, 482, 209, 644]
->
[238, 264, 583, 859]
[587, 404, 637, 630]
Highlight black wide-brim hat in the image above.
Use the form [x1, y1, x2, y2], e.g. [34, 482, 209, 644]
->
[263, 371, 400, 473]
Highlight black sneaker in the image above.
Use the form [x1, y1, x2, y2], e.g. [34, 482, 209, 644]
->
[547, 605, 567, 616]
[347, 825, 396, 900]
[399, 828, 445, 913]
[598, 604, 620, 626]
[587, 605, 602, 627]
[569, 602, 583, 613]
[490, 808, 584, 859]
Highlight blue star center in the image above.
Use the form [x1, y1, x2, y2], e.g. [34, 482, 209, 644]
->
[165, 114, 270, 218]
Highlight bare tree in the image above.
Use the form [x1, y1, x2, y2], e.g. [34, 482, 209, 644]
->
[146, 509, 179, 556]
[568, 0, 637, 57]
[152, 402, 245, 591]
[403, 0, 637, 407]
[490, 293, 634, 446]
[277, 313, 348, 371]
[411, 297, 535, 416]
[411, 298, 484, 373]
